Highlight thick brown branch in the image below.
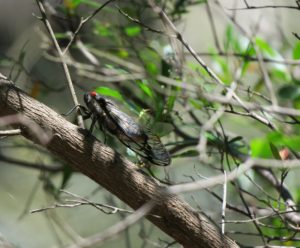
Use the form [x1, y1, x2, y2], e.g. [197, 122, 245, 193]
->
[0, 79, 238, 248]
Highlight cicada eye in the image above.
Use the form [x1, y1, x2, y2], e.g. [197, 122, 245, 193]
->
[90, 91, 97, 97]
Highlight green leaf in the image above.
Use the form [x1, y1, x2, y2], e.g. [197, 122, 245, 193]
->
[250, 138, 273, 158]
[64, 0, 82, 9]
[173, 149, 199, 158]
[94, 23, 112, 37]
[117, 49, 129, 58]
[278, 85, 300, 100]
[269, 142, 281, 160]
[81, 0, 106, 8]
[54, 33, 69, 39]
[124, 25, 141, 37]
[189, 99, 203, 109]
[271, 67, 291, 82]
[255, 37, 276, 57]
[166, 95, 176, 113]
[146, 62, 158, 75]
[282, 135, 300, 150]
[60, 165, 73, 189]
[293, 42, 300, 59]
[251, 132, 300, 159]
[137, 80, 153, 98]
[224, 25, 234, 52]
[139, 48, 160, 75]
[95, 87, 123, 101]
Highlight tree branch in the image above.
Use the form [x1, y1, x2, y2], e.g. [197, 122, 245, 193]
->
[0, 78, 238, 248]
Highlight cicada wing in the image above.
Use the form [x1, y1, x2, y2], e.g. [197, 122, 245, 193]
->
[118, 136, 170, 166]
[102, 103, 170, 166]
[103, 102, 146, 141]
[144, 133, 171, 166]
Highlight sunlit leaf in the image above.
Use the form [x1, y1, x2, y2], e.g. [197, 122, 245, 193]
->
[271, 68, 291, 82]
[293, 42, 300, 59]
[95, 87, 123, 101]
[282, 135, 300, 150]
[250, 138, 273, 158]
[146, 62, 158, 75]
[251, 132, 300, 159]
[139, 48, 160, 75]
[255, 37, 276, 57]
[124, 25, 141, 37]
[189, 99, 203, 109]
[64, 0, 82, 9]
[137, 80, 154, 98]
[54, 33, 69, 39]
[117, 49, 129, 58]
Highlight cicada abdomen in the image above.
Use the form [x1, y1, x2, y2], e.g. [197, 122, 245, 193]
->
[84, 92, 171, 166]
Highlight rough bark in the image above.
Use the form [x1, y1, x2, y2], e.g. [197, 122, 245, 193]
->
[0, 78, 239, 248]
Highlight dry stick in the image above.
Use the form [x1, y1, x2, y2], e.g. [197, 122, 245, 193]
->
[228, 5, 300, 10]
[0, 129, 21, 136]
[0, 114, 51, 145]
[221, 170, 227, 235]
[206, 1, 222, 51]
[167, 158, 300, 195]
[191, 51, 300, 65]
[242, 0, 250, 8]
[35, 0, 84, 128]
[0, 154, 62, 172]
[31, 190, 133, 215]
[0, 79, 239, 248]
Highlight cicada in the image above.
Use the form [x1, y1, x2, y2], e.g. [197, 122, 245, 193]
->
[83, 91, 171, 166]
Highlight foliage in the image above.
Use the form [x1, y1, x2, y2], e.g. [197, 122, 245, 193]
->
[2, 0, 300, 247]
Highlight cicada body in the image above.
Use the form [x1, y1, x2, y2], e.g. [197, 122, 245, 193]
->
[84, 92, 171, 166]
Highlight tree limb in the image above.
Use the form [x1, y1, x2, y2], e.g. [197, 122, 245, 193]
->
[0, 78, 239, 248]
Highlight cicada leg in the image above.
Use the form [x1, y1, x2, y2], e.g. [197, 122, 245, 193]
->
[89, 115, 97, 133]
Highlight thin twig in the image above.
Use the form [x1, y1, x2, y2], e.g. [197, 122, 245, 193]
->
[63, 0, 115, 54]
[35, 0, 84, 128]
[221, 170, 227, 234]
[0, 129, 21, 136]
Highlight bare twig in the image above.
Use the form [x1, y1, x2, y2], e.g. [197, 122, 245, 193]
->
[0, 129, 21, 136]
[66, 199, 157, 248]
[35, 0, 84, 128]
[0, 114, 51, 145]
[0, 78, 239, 248]
[167, 158, 300, 195]
[0, 154, 62, 172]
[221, 170, 227, 235]
[63, 0, 115, 54]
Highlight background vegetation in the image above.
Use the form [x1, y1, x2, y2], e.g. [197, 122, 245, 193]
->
[1, 0, 300, 247]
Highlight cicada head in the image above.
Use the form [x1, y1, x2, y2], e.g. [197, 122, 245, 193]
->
[84, 92, 106, 116]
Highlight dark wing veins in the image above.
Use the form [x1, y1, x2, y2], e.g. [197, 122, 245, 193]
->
[101, 101, 170, 166]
